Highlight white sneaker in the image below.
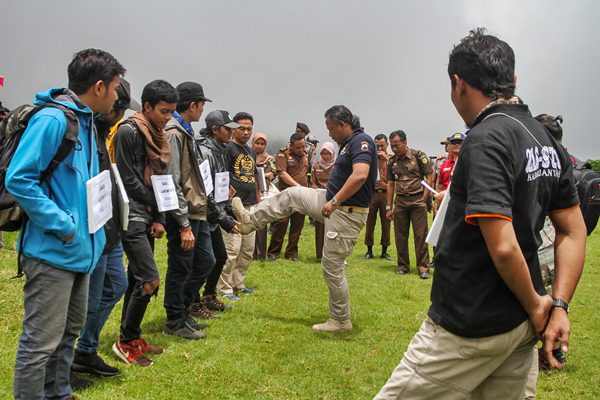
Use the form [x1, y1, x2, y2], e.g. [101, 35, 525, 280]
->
[312, 319, 352, 333]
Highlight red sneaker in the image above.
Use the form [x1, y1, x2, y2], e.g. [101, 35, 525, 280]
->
[130, 338, 164, 355]
[112, 337, 153, 367]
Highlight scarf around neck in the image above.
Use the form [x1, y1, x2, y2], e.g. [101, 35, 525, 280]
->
[129, 112, 170, 186]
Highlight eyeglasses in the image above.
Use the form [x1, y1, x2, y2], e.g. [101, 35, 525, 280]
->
[449, 140, 463, 145]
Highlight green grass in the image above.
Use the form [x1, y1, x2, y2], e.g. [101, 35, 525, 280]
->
[1, 223, 599, 399]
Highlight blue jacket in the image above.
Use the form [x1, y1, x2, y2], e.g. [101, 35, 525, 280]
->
[6, 88, 106, 273]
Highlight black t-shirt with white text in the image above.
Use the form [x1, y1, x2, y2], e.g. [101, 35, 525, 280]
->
[227, 142, 257, 206]
[326, 129, 377, 208]
[429, 103, 579, 338]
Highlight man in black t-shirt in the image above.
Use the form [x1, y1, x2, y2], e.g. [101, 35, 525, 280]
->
[231, 105, 377, 333]
[375, 29, 586, 400]
[218, 112, 258, 300]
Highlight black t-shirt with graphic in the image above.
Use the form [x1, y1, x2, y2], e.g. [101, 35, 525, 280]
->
[227, 142, 257, 206]
[326, 128, 378, 207]
[429, 103, 579, 338]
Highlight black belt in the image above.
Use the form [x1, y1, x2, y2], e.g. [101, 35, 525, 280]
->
[397, 192, 422, 197]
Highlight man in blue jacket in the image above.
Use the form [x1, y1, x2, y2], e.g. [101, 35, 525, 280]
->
[7, 49, 125, 400]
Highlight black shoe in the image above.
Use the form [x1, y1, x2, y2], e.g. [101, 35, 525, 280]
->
[420, 272, 430, 279]
[363, 251, 374, 259]
[70, 372, 94, 391]
[164, 319, 205, 340]
[380, 252, 393, 261]
[72, 350, 120, 377]
[185, 314, 207, 330]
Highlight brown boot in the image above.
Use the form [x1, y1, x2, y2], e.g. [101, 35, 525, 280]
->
[188, 302, 221, 319]
[201, 294, 231, 312]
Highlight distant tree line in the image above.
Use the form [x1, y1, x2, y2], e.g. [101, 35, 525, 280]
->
[587, 159, 600, 173]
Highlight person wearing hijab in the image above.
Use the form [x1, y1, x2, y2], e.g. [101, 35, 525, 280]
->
[252, 132, 277, 260]
[311, 142, 336, 260]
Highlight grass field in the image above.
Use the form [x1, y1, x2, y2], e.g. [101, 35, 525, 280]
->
[0, 223, 599, 399]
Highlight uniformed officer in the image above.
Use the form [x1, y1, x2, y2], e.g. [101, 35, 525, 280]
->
[267, 133, 309, 261]
[363, 133, 393, 260]
[386, 130, 434, 279]
[231, 105, 378, 333]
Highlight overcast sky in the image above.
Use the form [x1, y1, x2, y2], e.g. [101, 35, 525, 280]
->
[1, 0, 598, 158]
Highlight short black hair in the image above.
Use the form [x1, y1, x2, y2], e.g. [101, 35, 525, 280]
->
[448, 28, 516, 99]
[535, 114, 564, 142]
[389, 130, 406, 142]
[176, 100, 202, 113]
[289, 132, 304, 145]
[374, 134, 388, 142]
[324, 105, 360, 129]
[233, 112, 253, 124]
[67, 49, 126, 95]
[141, 80, 178, 108]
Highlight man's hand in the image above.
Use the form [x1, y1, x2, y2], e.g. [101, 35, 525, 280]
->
[377, 150, 389, 161]
[321, 201, 336, 218]
[433, 190, 446, 213]
[150, 222, 165, 239]
[528, 293, 553, 338]
[180, 228, 195, 250]
[543, 308, 571, 369]
[61, 230, 75, 243]
[231, 221, 241, 234]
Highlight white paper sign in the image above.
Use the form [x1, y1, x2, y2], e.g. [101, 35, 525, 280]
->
[214, 171, 230, 203]
[426, 185, 451, 246]
[111, 164, 129, 231]
[151, 174, 179, 212]
[199, 159, 213, 196]
[86, 170, 112, 234]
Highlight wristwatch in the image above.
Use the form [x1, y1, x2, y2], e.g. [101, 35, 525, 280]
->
[331, 196, 338, 206]
[552, 298, 570, 313]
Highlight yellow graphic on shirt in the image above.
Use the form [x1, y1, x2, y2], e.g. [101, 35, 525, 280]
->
[233, 154, 256, 184]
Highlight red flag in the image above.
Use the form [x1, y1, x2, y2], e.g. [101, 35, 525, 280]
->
[0, 76, 4, 87]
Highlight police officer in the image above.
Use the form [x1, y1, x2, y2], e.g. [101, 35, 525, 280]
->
[231, 105, 378, 333]
[363, 133, 392, 260]
[267, 133, 309, 261]
[386, 130, 434, 279]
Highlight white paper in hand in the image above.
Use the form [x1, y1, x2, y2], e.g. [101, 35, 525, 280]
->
[151, 174, 179, 212]
[111, 164, 129, 231]
[214, 172, 230, 203]
[86, 170, 112, 234]
[426, 186, 451, 247]
[199, 159, 213, 196]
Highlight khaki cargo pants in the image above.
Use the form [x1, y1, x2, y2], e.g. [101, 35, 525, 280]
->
[250, 186, 366, 320]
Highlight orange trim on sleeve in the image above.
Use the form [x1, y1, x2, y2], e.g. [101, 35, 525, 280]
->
[465, 213, 513, 226]
[548, 203, 580, 214]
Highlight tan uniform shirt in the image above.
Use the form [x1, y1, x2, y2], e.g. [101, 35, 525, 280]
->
[387, 149, 433, 197]
[275, 148, 309, 190]
[311, 162, 333, 190]
[376, 154, 391, 190]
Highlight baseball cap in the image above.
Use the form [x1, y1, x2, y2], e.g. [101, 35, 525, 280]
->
[205, 110, 241, 130]
[447, 132, 466, 142]
[117, 78, 142, 111]
[176, 81, 212, 103]
[296, 122, 310, 134]
[306, 134, 319, 144]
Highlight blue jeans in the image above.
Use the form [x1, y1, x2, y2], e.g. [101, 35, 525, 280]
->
[164, 218, 215, 321]
[14, 257, 89, 400]
[77, 243, 127, 354]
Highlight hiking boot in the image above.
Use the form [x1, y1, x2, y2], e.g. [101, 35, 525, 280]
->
[188, 302, 221, 319]
[70, 372, 93, 391]
[202, 294, 231, 311]
[312, 319, 353, 333]
[232, 197, 254, 234]
[130, 338, 164, 355]
[164, 319, 205, 340]
[185, 314, 207, 330]
[112, 338, 153, 367]
[72, 350, 120, 377]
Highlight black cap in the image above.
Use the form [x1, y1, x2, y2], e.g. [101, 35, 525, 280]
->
[306, 134, 319, 144]
[296, 122, 310, 134]
[176, 81, 212, 103]
[205, 110, 241, 130]
[117, 78, 142, 111]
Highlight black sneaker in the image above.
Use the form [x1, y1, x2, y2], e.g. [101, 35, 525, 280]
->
[72, 350, 120, 377]
[363, 251, 374, 259]
[380, 252, 393, 261]
[185, 314, 207, 330]
[70, 372, 94, 391]
[164, 319, 205, 340]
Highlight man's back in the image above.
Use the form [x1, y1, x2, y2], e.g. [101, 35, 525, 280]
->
[430, 102, 579, 338]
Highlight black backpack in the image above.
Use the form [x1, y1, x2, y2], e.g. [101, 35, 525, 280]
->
[571, 156, 600, 236]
